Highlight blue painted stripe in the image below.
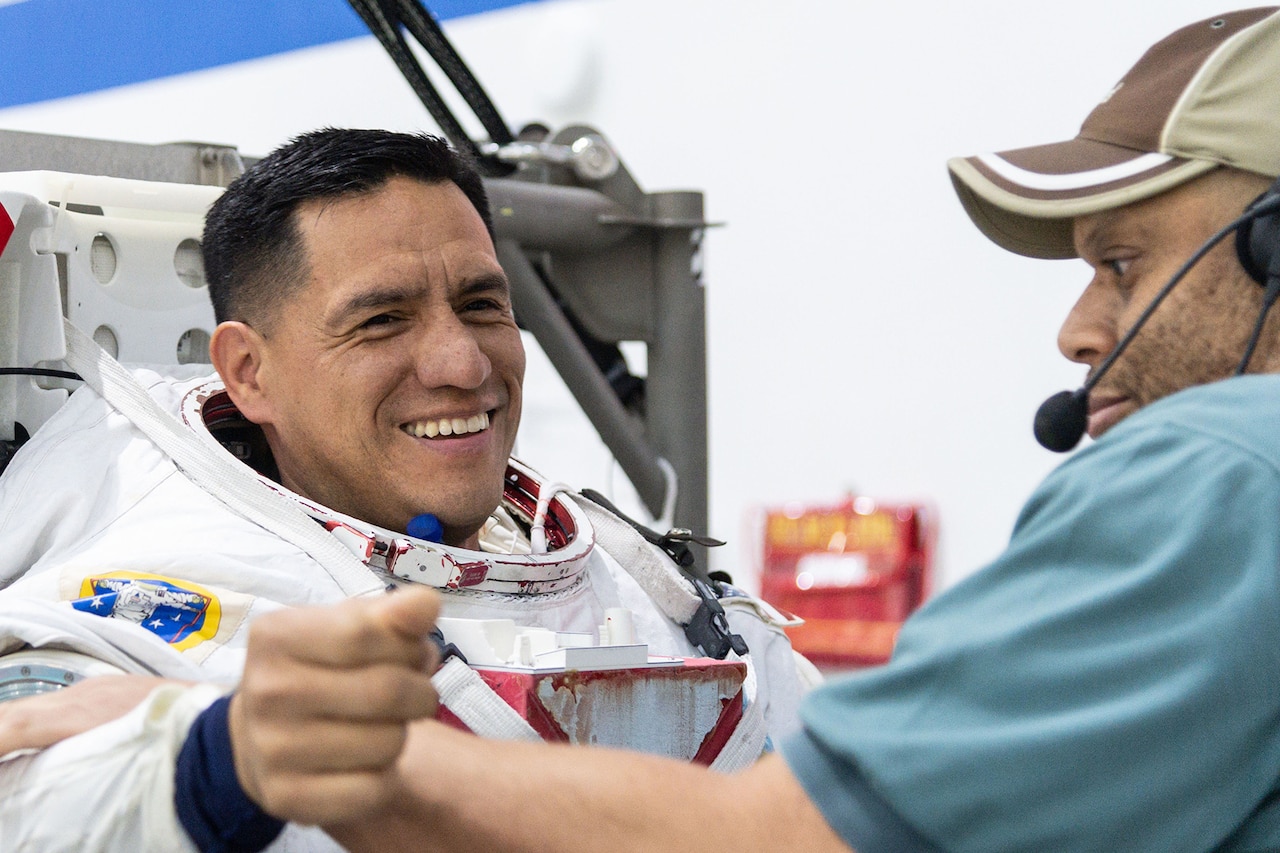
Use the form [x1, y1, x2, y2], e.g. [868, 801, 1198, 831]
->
[0, 0, 540, 109]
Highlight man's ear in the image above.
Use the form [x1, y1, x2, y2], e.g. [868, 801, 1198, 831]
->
[209, 321, 274, 425]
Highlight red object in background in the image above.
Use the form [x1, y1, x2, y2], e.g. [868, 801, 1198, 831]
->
[759, 496, 936, 668]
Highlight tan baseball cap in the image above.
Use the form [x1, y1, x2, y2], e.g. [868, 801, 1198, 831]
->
[948, 7, 1280, 259]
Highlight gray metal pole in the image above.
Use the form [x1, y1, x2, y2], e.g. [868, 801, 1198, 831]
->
[495, 240, 669, 517]
[485, 179, 636, 252]
[647, 191, 709, 554]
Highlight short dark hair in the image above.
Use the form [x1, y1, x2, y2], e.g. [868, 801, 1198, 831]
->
[203, 128, 493, 328]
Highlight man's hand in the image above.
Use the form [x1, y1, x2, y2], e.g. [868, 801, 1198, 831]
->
[0, 674, 166, 757]
[228, 586, 441, 825]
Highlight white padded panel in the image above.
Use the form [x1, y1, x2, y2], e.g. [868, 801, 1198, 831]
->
[0, 171, 224, 439]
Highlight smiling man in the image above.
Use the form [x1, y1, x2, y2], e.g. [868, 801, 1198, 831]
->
[0, 129, 807, 851]
[210, 176, 523, 545]
[200, 130, 523, 548]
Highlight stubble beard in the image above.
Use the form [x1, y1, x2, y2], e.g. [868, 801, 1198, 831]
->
[1094, 254, 1267, 419]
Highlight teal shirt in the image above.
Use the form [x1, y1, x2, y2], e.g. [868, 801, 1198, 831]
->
[781, 376, 1280, 852]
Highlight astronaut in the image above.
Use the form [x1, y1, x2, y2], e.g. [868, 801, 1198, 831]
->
[0, 128, 808, 851]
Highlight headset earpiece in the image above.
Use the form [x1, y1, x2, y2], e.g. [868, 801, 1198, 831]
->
[1235, 176, 1280, 286]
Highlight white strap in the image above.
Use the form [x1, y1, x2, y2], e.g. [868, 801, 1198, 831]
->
[61, 319, 384, 598]
[709, 653, 767, 772]
[431, 657, 541, 741]
[570, 494, 701, 624]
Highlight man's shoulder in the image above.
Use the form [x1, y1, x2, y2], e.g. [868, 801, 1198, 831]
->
[1162, 373, 1280, 413]
[1109, 375, 1280, 462]
[3, 365, 215, 480]
[1023, 375, 1280, 534]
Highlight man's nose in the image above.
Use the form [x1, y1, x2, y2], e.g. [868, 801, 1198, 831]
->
[415, 315, 491, 389]
[1057, 280, 1120, 369]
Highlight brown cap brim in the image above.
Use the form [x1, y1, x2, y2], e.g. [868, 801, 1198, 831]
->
[947, 137, 1217, 259]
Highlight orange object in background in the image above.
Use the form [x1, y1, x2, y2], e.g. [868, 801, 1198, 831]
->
[758, 496, 937, 668]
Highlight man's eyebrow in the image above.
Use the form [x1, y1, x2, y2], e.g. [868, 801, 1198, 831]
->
[331, 284, 426, 321]
[459, 271, 511, 296]
[330, 272, 510, 322]
[1074, 217, 1110, 260]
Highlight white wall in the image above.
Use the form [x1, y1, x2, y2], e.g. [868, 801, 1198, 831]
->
[0, 0, 1241, 591]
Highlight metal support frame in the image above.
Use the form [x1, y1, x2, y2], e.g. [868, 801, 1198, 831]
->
[648, 191, 708, 546]
[0, 126, 711, 546]
[0, 128, 248, 186]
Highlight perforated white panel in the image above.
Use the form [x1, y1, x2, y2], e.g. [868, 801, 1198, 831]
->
[0, 171, 225, 438]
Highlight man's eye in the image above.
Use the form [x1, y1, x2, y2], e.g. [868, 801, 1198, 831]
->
[1106, 259, 1132, 277]
[361, 314, 398, 328]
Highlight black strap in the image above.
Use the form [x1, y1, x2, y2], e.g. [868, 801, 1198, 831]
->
[580, 489, 747, 659]
[0, 367, 82, 380]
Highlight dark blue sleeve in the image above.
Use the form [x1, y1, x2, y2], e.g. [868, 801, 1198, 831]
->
[174, 694, 285, 853]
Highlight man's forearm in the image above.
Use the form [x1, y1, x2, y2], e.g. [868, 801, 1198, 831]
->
[218, 588, 845, 853]
[0, 675, 169, 758]
[328, 720, 853, 853]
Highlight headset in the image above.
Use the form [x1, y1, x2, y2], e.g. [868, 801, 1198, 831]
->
[1034, 175, 1280, 452]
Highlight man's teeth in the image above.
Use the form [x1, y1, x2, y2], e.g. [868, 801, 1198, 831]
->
[405, 412, 490, 438]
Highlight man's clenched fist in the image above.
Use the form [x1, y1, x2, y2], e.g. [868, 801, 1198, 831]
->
[228, 586, 441, 825]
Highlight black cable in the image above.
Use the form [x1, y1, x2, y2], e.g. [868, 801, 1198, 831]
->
[0, 367, 82, 381]
[348, 0, 477, 159]
[346, 0, 515, 174]
[392, 0, 514, 145]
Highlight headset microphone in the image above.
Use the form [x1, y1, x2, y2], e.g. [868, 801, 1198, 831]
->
[1033, 177, 1280, 453]
[1033, 388, 1089, 453]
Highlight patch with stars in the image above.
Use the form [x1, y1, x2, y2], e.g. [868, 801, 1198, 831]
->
[70, 571, 223, 651]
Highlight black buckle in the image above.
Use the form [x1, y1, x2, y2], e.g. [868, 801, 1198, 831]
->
[428, 626, 468, 667]
[652, 526, 724, 567]
[683, 574, 749, 659]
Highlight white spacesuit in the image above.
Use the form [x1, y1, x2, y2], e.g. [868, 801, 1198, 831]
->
[0, 335, 809, 851]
